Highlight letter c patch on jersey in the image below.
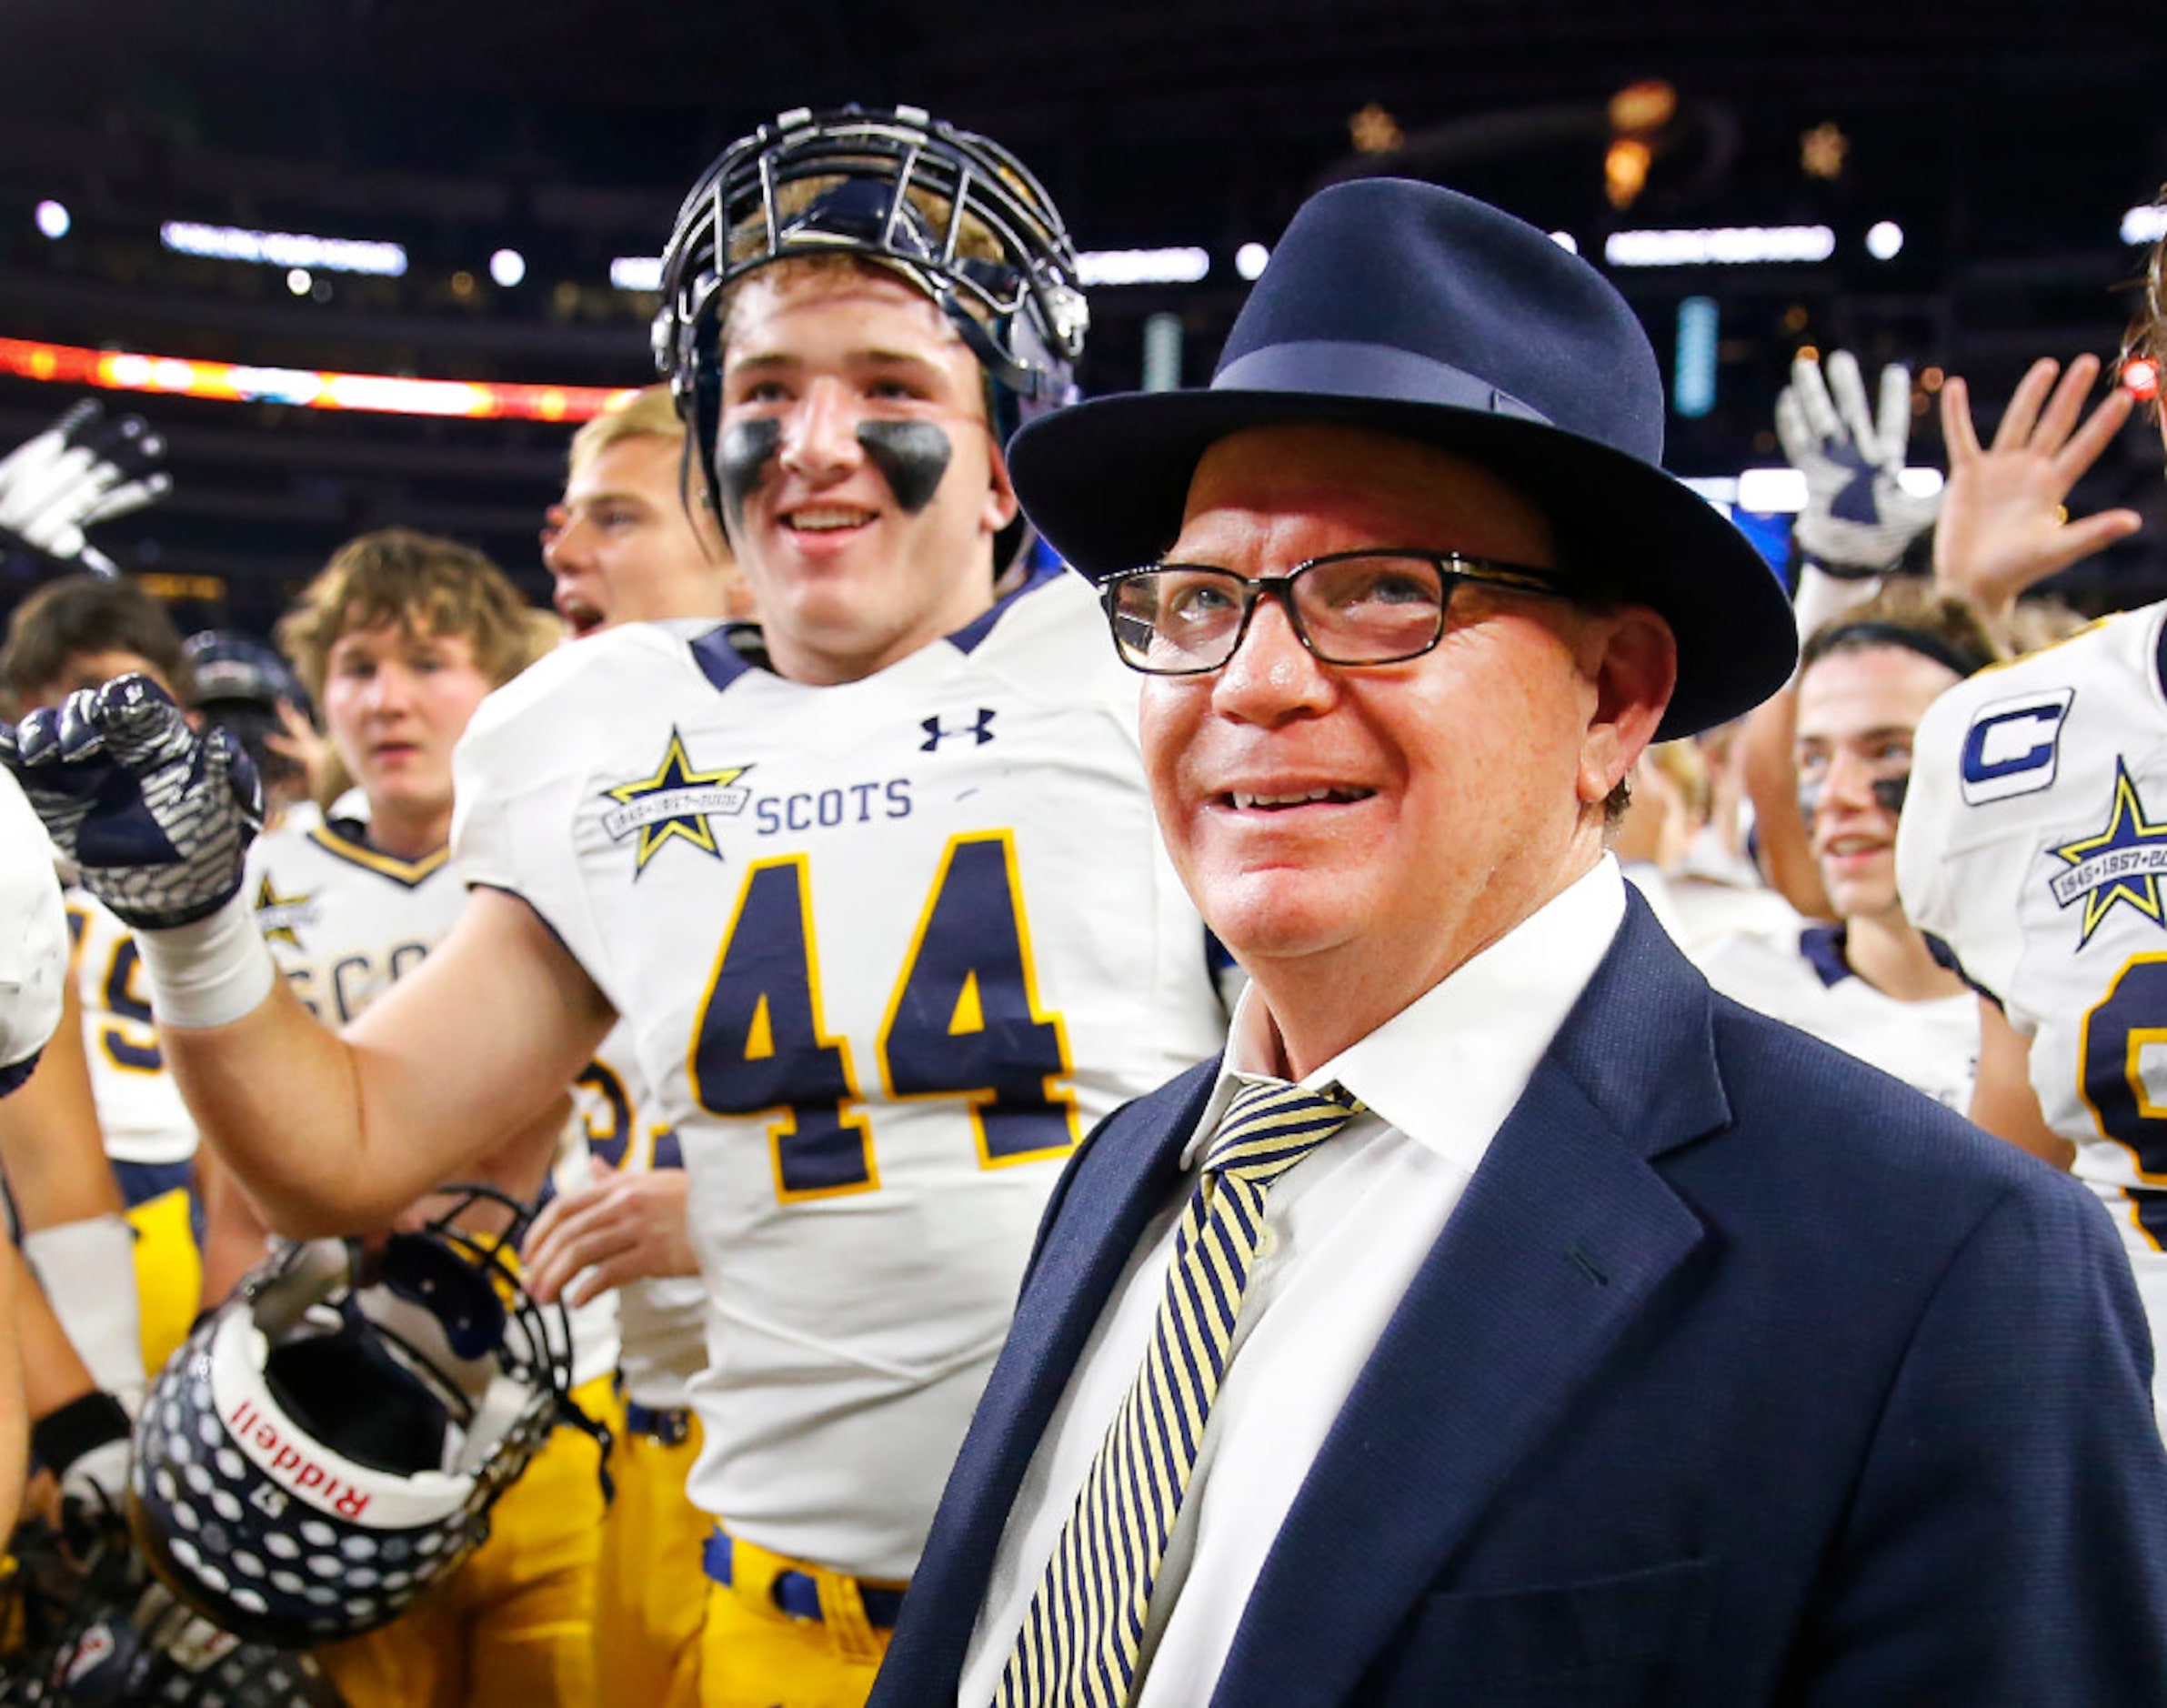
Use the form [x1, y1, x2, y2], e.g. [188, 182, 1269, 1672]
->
[1960, 688, 2073, 805]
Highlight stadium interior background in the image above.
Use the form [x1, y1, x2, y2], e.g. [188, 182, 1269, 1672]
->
[1, 0, 2162, 636]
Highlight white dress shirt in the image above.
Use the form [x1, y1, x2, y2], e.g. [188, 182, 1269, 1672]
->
[958, 859, 1629, 1706]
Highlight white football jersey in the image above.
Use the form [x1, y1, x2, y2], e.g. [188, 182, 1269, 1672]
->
[0, 769, 65, 1077]
[67, 889, 196, 1168]
[246, 818, 619, 1390]
[1900, 602, 2167, 1255]
[574, 1020, 707, 1412]
[1695, 924, 1977, 1110]
[454, 569, 1229, 1579]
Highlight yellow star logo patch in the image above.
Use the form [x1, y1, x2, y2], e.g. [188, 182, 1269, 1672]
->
[252, 873, 316, 949]
[2049, 759, 2167, 945]
[600, 730, 753, 873]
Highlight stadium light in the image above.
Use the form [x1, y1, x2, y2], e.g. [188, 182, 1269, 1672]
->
[2123, 205, 2167, 246]
[1234, 243, 1269, 281]
[610, 256, 663, 292]
[160, 221, 407, 277]
[1604, 226, 1836, 267]
[1865, 220, 1904, 260]
[34, 201, 70, 240]
[489, 248, 527, 288]
[1075, 247, 1210, 286]
[1549, 231, 1580, 256]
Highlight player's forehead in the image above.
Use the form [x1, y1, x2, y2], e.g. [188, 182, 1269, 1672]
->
[1794, 643, 1959, 739]
[325, 612, 477, 661]
[41, 648, 167, 701]
[564, 433, 677, 507]
[720, 260, 978, 376]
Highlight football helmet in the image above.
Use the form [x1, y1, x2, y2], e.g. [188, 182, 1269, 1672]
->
[4, 1493, 344, 1705]
[125, 1188, 592, 1646]
[652, 103, 1089, 565]
[181, 630, 313, 801]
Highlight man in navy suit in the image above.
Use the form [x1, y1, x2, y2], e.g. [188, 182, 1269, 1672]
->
[869, 179, 2167, 1706]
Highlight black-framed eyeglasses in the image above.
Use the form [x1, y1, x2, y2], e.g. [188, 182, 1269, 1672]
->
[1099, 549, 1570, 676]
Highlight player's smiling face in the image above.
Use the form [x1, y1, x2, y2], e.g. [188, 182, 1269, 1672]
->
[323, 620, 495, 855]
[717, 261, 1018, 685]
[1140, 424, 1669, 1068]
[542, 435, 735, 636]
[1795, 643, 1961, 925]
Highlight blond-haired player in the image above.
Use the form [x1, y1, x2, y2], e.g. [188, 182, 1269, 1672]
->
[534, 385, 741, 1703]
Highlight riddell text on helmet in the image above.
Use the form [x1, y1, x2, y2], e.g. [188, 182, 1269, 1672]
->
[228, 1394, 374, 1521]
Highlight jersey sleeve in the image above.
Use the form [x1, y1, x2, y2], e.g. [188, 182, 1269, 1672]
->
[449, 641, 624, 1003]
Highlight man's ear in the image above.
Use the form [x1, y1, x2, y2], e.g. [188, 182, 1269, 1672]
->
[1577, 606, 1677, 809]
[982, 437, 1021, 537]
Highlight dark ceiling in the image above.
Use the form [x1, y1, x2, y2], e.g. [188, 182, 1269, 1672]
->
[1, 0, 2163, 625]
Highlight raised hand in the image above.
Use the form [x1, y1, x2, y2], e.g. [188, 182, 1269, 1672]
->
[0, 673, 261, 929]
[1935, 353, 2142, 620]
[1776, 349, 1942, 576]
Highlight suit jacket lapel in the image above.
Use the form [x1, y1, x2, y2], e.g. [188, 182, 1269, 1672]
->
[1215, 899, 1730, 1708]
[893, 1058, 1221, 1689]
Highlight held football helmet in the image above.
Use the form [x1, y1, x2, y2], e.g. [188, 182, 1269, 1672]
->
[126, 1188, 593, 1646]
[652, 103, 1089, 565]
[4, 1493, 344, 1705]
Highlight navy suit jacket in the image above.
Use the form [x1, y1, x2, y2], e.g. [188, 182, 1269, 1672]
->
[872, 895, 2167, 1706]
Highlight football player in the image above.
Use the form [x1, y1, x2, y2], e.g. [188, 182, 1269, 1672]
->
[1898, 284, 2167, 1422]
[541, 382, 752, 635]
[0, 576, 204, 1386]
[1697, 583, 1997, 1110]
[1, 105, 1229, 1708]
[223, 527, 610, 1708]
[528, 385, 738, 1703]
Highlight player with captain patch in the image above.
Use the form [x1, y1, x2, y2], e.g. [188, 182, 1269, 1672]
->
[0, 105, 1230, 1708]
[1898, 220, 2167, 1426]
[1901, 603, 2167, 1419]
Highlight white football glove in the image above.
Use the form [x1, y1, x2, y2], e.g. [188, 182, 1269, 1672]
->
[1, 672, 261, 930]
[1775, 349, 1942, 576]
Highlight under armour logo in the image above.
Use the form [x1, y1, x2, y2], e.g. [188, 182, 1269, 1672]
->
[921, 708, 997, 750]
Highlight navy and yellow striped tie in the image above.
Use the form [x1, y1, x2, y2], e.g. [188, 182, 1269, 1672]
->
[996, 1077, 1362, 1708]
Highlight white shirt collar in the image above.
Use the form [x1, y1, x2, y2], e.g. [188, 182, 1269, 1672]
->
[1194, 857, 1628, 1175]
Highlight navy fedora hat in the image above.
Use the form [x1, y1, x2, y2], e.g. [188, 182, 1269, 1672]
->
[1007, 177, 1796, 738]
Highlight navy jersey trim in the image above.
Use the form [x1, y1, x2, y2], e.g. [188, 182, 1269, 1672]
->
[692, 621, 767, 692]
[1799, 924, 1852, 989]
[306, 824, 448, 888]
[2153, 605, 2167, 707]
[1801, 922, 1973, 994]
[948, 562, 1063, 658]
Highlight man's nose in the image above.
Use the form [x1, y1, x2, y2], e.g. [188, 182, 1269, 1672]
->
[1209, 593, 1335, 723]
[1821, 747, 1881, 809]
[543, 513, 588, 574]
[366, 663, 415, 712]
[778, 378, 863, 482]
